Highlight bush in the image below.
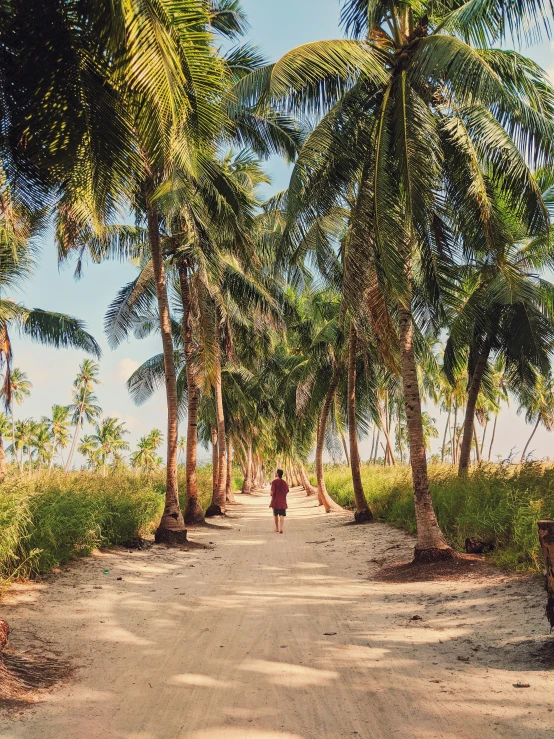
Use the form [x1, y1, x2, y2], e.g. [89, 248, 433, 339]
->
[0, 465, 216, 582]
[317, 462, 554, 572]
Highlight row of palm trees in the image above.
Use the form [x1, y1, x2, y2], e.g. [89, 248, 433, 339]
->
[2, 0, 554, 562]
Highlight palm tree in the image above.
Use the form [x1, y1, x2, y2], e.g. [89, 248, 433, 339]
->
[131, 431, 163, 474]
[445, 174, 554, 476]
[488, 357, 509, 462]
[240, 0, 554, 561]
[1, 368, 32, 471]
[45, 405, 71, 470]
[65, 360, 101, 472]
[178, 436, 187, 465]
[85, 418, 130, 475]
[32, 422, 52, 470]
[518, 372, 554, 463]
[347, 324, 373, 522]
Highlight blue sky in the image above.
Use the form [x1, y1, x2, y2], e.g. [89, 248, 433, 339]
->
[11, 1, 554, 466]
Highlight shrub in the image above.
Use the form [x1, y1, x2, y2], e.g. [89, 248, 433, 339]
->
[0, 465, 216, 582]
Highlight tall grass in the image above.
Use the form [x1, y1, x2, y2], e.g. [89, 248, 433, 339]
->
[0, 467, 215, 582]
[317, 462, 554, 571]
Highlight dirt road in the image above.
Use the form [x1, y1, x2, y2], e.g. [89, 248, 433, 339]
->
[1, 488, 553, 738]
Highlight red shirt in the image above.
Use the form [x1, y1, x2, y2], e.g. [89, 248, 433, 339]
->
[270, 478, 289, 509]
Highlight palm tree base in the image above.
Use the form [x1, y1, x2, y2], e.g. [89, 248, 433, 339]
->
[155, 526, 188, 545]
[354, 509, 374, 524]
[205, 503, 224, 517]
[184, 497, 205, 525]
[413, 545, 456, 563]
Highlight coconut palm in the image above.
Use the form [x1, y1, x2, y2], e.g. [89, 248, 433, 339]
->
[32, 423, 52, 470]
[43, 405, 71, 471]
[131, 431, 163, 473]
[237, 0, 554, 560]
[518, 372, 554, 463]
[444, 173, 554, 476]
[1, 368, 31, 471]
[84, 418, 130, 475]
[65, 361, 102, 471]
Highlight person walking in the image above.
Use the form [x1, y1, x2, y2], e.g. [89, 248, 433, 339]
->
[270, 469, 289, 534]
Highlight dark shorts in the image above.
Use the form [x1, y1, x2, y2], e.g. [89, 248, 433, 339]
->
[273, 508, 286, 517]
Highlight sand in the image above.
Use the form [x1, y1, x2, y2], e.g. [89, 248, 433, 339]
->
[0, 487, 553, 739]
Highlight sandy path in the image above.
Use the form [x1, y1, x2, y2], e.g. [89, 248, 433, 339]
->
[1, 488, 553, 738]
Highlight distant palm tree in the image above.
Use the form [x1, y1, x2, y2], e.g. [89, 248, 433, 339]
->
[3, 369, 32, 471]
[32, 422, 52, 470]
[131, 432, 163, 474]
[65, 360, 101, 472]
[518, 372, 554, 463]
[45, 405, 72, 470]
[178, 436, 187, 464]
[85, 418, 130, 476]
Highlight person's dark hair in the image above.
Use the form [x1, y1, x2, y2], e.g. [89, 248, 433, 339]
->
[276, 469, 284, 479]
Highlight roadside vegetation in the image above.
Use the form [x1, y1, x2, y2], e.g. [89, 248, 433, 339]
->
[320, 463, 554, 572]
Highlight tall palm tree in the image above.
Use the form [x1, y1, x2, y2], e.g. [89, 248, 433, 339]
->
[65, 360, 102, 471]
[239, 0, 554, 561]
[445, 176, 554, 476]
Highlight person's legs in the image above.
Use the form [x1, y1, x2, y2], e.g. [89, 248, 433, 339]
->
[274, 513, 279, 532]
[279, 514, 285, 533]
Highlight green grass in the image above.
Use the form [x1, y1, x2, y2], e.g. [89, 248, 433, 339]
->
[315, 462, 554, 572]
[0, 467, 215, 583]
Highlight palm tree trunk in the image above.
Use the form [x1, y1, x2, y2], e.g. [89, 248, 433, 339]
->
[373, 429, 380, 463]
[369, 426, 376, 462]
[206, 315, 227, 517]
[473, 421, 482, 463]
[488, 414, 498, 462]
[339, 426, 350, 466]
[177, 265, 204, 524]
[226, 438, 236, 504]
[521, 417, 541, 464]
[458, 344, 491, 476]
[441, 406, 451, 463]
[480, 419, 488, 457]
[298, 464, 317, 496]
[241, 438, 253, 493]
[65, 410, 83, 473]
[451, 402, 458, 465]
[348, 326, 373, 523]
[146, 192, 186, 543]
[315, 365, 344, 513]
[211, 427, 218, 491]
[398, 303, 453, 562]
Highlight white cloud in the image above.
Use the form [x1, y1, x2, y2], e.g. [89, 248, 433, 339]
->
[115, 358, 140, 384]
